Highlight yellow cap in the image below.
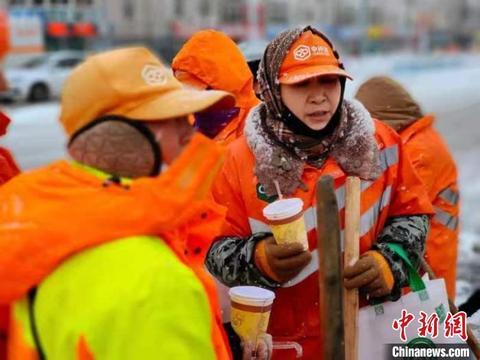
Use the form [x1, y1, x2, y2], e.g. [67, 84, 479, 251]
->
[60, 47, 235, 136]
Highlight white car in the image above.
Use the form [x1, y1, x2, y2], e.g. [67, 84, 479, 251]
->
[1, 51, 85, 102]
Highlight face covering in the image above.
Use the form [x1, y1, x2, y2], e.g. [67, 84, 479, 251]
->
[193, 107, 240, 139]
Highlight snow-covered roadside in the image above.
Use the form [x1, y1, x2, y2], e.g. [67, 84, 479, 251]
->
[0, 102, 67, 170]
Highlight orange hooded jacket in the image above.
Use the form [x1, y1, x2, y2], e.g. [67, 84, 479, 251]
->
[0, 135, 231, 360]
[355, 76, 459, 299]
[400, 115, 459, 299]
[0, 111, 19, 360]
[172, 30, 260, 145]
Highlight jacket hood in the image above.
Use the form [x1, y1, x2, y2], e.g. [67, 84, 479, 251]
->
[0, 134, 226, 303]
[355, 76, 423, 132]
[172, 29, 258, 110]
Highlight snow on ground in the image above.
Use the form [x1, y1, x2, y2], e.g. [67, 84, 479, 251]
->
[1, 102, 67, 170]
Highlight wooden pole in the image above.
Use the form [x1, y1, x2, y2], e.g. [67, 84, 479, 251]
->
[317, 176, 345, 360]
[344, 176, 361, 360]
[420, 259, 480, 359]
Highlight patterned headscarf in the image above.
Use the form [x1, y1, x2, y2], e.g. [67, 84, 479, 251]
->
[246, 26, 381, 196]
[257, 26, 350, 167]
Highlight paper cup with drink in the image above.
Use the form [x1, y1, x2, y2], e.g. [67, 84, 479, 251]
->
[229, 286, 275, 346]
[262, 197, 309, 250]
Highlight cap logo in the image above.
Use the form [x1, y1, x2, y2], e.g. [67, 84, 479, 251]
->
[293, 44, 330, 61]
[141, 64, 168, 85]
[294, 45, 311, 61]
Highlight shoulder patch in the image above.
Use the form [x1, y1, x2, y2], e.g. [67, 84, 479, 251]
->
[256, 183, 278, 203]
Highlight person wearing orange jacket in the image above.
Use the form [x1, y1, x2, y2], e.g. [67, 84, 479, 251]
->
[205, 26, 434, 359]
[0, 47, 240, 360]
[172, 29, 260, 144]
[355, 75, 459, 300]
[0, 111, 19, 360]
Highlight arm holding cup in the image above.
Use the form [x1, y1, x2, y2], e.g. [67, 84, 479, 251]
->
[206, 233, 311, 287]
[206, 233, 280, 288]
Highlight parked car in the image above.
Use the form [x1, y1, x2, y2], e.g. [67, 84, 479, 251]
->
[0, 51, 85, 102]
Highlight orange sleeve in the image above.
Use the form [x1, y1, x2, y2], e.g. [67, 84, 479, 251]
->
[389, 140, 434, 217]
[211, 145, 252, 237]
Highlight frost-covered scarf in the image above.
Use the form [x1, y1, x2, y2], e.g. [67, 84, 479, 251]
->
[247, 26, 381, 196]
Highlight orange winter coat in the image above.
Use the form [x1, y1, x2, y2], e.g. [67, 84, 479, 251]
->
[172, 30, 260, 145]
[0, 135, 231, 360]
[212, 120, 433, 359]
[354, 76, 459, 300]
[400, 115, 459, 299]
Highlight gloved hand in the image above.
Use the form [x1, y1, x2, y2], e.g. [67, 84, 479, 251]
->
[254, 236, 311, 283]
[344, 250, 394, 298]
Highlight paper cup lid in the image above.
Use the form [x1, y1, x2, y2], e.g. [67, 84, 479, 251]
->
[263, 198, 304, 221]
[229, 286, 275, 307]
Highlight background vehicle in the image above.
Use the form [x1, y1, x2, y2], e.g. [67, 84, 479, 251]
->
[1, 51, 85, 102]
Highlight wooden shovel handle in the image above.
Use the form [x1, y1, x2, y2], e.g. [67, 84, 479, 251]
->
[317, 176, 345, 360]
[344, 176, 361, 360]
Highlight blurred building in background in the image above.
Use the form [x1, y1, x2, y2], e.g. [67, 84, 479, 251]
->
[1, 0, 98, 53]
[0, 0, 479, 62]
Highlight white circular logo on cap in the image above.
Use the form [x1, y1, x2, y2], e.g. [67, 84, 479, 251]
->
[141, 65, 167, 85]
[294, 45, 311, 61]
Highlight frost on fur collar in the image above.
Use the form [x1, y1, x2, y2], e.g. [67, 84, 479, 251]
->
[245, 99, 381, 196]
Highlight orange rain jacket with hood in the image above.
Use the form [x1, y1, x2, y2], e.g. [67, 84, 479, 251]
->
[0, 135, 232, 360]
[0, 111, 19, 360]
[356, 76, 459, 299]
[172, 30, 260, 145]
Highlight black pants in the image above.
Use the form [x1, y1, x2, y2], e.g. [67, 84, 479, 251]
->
[224, 322, 243, 360]
[459, 289, 480, 317]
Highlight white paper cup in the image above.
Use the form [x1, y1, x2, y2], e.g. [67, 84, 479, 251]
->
[263, 198, 309, 250]
[229, 286, 275, 344]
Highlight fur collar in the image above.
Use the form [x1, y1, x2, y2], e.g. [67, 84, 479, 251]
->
[245, 99, 382, 196]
